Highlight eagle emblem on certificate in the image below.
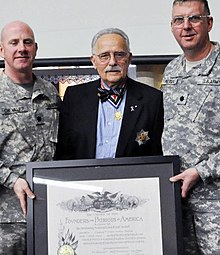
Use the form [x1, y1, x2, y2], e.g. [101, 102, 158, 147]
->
[135, 129, 150, 146]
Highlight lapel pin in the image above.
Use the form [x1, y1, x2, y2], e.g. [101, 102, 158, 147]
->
[130, 105, 138, 112]
[135, 129, 150, 146]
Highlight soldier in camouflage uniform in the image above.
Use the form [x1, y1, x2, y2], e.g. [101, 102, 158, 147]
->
[0, 21, 60, 254]
[162, 0, 220, 254]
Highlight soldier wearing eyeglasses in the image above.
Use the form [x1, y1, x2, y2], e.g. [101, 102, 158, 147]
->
[162, 0, 220, 254]
[56, 28, 164, 160]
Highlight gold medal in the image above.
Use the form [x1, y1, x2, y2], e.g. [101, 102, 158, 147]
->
[114, 110, 122, 121]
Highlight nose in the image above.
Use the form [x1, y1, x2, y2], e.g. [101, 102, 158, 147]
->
[108, 53, 117, 66]
[183, 17, 192, 29]
[18, 42, 26, 52]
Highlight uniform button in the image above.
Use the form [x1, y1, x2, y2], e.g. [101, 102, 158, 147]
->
[105, 140, 109, 143]
[37, 116, 42, 122]
[180, 96, 184, 101]
[195, 216, 199, 222]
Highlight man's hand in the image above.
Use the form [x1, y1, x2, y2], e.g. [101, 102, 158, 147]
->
[13, 178, 35, 217]
[170, 168, 201, 198]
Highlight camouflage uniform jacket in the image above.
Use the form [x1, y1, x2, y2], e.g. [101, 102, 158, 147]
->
[0, 73, 60, 223]
[162, 41, 220, 211]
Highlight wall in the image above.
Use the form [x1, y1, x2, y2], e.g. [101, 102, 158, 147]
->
[1, 0, 219, 58]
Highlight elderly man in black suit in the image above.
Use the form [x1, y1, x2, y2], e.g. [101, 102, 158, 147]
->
[56, 28, 164, 160]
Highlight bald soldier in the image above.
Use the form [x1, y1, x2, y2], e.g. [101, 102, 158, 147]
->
[0, 21, 60, 254]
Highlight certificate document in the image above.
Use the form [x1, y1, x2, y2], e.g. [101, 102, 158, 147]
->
[47, 178, 163, 255]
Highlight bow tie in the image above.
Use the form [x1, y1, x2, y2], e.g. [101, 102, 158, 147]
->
[98, 87, 120, 101]
[97, 86, 126, 106]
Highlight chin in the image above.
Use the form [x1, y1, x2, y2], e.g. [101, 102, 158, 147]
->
[110, 78, 122, 84]
[107, 75, 122, 81]
[16, 66, 31, 73]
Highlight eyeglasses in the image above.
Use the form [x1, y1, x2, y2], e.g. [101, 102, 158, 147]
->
[172, 15, 210, 26]
[95, 51, 129, 63]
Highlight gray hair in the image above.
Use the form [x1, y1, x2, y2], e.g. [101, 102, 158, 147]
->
[91, 28, 130, 54]
[172, 0, 211, 15]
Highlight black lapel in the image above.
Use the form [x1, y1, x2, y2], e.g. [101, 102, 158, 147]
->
[116, 78, 144, 156]
[85, 79, 100, 156]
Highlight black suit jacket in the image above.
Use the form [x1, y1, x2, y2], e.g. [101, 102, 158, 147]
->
[56, 77, 164, 159]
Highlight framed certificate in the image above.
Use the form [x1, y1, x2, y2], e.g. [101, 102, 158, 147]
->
[26, 155, 182, 255]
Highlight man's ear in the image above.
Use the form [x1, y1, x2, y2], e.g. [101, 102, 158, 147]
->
[0, 43, 5, 59]
[207, 16, 213, 32]
[171, 20, 174, 34]
[35, 42, 38, 51]
[90, 55, 97, 69]
[128, 52, 132, 64]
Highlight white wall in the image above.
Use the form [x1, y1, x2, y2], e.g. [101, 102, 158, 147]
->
[1, 0, 219, 58]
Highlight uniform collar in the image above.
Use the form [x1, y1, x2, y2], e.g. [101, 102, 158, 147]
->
[172, 41, 220, 77]
[1, 72, 51, 101]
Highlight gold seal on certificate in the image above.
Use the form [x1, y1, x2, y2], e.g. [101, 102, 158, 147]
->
[57, 244, 75, 255]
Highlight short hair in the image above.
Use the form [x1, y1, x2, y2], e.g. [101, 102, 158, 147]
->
[91, 28, 130, 54]
[172, 0, 211, 15]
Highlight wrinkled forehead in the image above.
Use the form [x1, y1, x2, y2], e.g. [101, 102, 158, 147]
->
[172, 0, 205, 15]
[173, 2, 206, 18]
